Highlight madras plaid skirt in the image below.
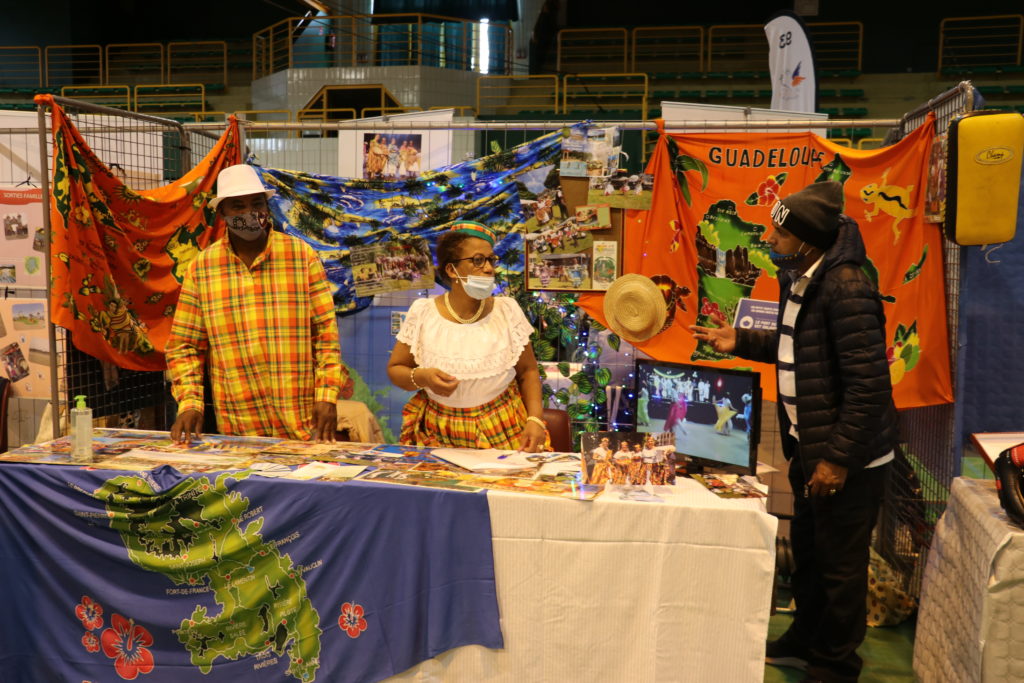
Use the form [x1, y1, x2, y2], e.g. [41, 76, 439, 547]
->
[400, 381, 527, 450]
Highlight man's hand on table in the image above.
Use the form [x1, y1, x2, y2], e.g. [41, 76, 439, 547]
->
[170, 409, 203, 444]
[312, 401, 338, 443]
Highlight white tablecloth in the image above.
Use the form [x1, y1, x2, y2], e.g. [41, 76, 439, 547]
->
[387, 478, 778, 682]
[914, 477, 1024, 682]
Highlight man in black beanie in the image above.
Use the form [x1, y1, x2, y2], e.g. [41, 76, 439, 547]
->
[690, 180, 897, 683]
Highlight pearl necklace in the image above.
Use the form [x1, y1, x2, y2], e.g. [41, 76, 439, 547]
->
[444, 292, 485, 324]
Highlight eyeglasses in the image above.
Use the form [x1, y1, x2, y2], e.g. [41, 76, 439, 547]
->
[451, 254, 500, 269]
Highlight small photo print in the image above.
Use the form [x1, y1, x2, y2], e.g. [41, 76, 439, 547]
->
[390, 311, 407, 336]
[28, 337, 48, 365]
[592, 241, 618, 290]
[0, 310, 6, 337]
[580, 431, 676, 486]
[11, 302, 45, 330]
[574, 204, 612, 230]
[0, 264, 14, 284]
[32, 227, 46, 252]
[3, 214, 29, 240]
[362, 133, 422, 180]
[1, 342, 30, 382]
[351, 238, 434, 298]
[527, 252, 591, 291]
[587, 171, 654, 210]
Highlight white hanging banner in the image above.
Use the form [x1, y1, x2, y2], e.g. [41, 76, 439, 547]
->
[765, 11, 817, 114]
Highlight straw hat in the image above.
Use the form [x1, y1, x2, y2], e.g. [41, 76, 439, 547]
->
[209, 164, 276, 210]
[603, 274, 668, 343]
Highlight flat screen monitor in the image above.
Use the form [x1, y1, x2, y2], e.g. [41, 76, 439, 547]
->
[634, 359, 760, 476]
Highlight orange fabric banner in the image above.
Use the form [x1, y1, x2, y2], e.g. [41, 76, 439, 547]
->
[40, 96, 241, 371]
[579, 116, 953, 409]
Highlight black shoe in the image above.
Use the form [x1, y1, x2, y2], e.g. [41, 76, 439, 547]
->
[765, 637, 809, 671]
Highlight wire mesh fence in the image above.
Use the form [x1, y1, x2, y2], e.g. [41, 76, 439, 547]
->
[874, 81, 974, 596]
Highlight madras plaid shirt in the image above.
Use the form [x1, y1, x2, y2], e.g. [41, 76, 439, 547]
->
[166, 230, 345, 439]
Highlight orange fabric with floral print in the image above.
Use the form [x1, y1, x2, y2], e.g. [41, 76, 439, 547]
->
[38, 95, 241, 370]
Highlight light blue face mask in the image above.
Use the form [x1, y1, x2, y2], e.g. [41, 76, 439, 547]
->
[452, 273, 495, 300]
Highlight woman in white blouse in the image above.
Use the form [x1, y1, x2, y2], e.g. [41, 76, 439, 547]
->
[387, 222, 547, 452]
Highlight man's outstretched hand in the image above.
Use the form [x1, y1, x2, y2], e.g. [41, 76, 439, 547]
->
[687, 311, 737, 354]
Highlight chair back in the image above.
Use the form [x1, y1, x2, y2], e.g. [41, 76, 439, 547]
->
[0, 377, 11, 454]
[542, 407, 572, 452]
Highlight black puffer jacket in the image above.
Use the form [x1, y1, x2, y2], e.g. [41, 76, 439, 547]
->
[734, 215, 898, 477]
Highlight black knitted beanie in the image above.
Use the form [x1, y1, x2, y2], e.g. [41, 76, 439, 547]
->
[769, 181, 843, 250]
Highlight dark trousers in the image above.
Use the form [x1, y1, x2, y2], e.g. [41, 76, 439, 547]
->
[785, 457, 888, 683]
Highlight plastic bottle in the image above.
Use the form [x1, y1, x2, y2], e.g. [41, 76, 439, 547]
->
[71, 394, 93, 463]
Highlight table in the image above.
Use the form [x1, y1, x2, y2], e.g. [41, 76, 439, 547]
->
[387, 478, 778, 682]
[0, 439, 777, 682]
[914, 477, 1024, 682]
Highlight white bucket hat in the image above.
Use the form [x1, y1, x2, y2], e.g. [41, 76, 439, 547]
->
[209, 164, 276, 210]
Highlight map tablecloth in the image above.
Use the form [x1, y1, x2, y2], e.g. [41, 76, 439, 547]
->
[0, 463, 501, 682]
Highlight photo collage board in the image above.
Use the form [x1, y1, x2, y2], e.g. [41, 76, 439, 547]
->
[521, 166, 624, 293]
[0, 297, 51, 398]
[0, 187, 46, 289]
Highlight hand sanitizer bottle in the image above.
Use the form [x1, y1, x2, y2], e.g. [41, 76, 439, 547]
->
[71, 394, 93, 463]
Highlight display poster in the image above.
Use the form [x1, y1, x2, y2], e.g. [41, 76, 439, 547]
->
[362, 133, 423, 180]
[559, 126, 620, 178]
[337, 109, 453, 178]
[350, 238, 434, 297]
[592, 240, 618, 290]
[0, 298, 51, 398]
[0, 187, 45, 289]
[924, 133, 947, 223]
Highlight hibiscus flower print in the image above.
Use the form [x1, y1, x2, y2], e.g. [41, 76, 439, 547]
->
[338, 602, 368, 639]
[81, 632, 100, 653]
[100, 614, 155, 680]
[75, 596, 104, 631]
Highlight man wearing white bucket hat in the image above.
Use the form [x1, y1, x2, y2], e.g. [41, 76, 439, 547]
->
[166, 164, 347, 443]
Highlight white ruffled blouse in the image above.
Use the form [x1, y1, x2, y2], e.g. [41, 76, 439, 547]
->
[397, 296, 534, 408]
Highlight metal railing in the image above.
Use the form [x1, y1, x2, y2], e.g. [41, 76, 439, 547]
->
[0, 46, 42, 88]
[938, 14, 1024, 73]
[556, 28, 629, 74]
[105, 43, 164, 85]
[252, 13, 512, 79]
[60, 85, 131, 110]
[631, 27, 704, 74]
[562, 73, 648, 119]
[807, 21, 863, 72]
[477, 74, 559, 116]
[168, 41, 228, 86]
[44, 45, 102, 87]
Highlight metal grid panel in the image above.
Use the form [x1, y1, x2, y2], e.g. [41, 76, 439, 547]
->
[874, 81, 973, 596]
[39, 99, 218, 437]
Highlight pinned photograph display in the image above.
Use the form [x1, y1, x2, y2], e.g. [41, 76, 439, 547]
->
[350, 238, 434, 297]
[559, 126, 620, 178]
[579, 431, 676, 486]
[0, 187, 45, 289]
[526, 175, 622, 293]
[0, 298, 51, 398]
[516, 163, 567, 232]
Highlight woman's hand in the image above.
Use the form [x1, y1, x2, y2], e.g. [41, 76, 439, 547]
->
[518, 420, 547, 453]
[416, 367, 460, 397]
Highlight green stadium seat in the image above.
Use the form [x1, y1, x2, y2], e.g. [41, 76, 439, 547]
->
[819, 107, 840, 116]
[977, 85, 1005, 96]
[1005, 85, 1024, 95]
[732, 90, 755, 98]
[677, 90, 702, 99]
[705, 90, 729, 99]
[819, 89, 837, 98]
[732, 71, 757, 79]
[839, 88, 865, 98]
[757, 89, 773, 98]
[842, 107, 868, 117]
[706, 71, 730, 79]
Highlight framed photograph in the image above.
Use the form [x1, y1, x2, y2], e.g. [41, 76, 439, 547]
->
[579, 431, 675, 486]
[361, 133, 423, 181]
[350, 238, 434, 297]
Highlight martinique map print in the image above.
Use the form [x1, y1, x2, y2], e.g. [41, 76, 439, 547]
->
[96, 471, 322, 681]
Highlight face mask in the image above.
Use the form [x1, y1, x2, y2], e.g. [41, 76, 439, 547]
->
[226, 210, 269, 241]
[452, 272, 495, 300]
[769, 241, 807, 270]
